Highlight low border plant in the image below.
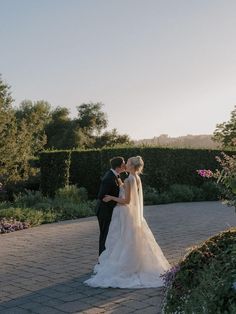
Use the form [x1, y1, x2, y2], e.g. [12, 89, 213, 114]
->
[162, 228, 236, 313]
[0, 185, 95, 234]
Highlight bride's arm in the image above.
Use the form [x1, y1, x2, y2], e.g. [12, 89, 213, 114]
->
[103, 179, 131, 204]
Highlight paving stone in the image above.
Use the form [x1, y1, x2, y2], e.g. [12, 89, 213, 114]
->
[0, 298, 29, 308]
[0, 308, 31, 314]
[133, 305, 159, 314]
[59, 293, 88, 302]
[18, 301, 42, 311]
[54, 300, 89, 312]
[122, 299, 152, 310]
[33, 306, 66, 314]
[82, 308, 106, 314]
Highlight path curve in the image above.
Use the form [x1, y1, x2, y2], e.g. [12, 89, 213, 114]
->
[1, 201, 236, 314]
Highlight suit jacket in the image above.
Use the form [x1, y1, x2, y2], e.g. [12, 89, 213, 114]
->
[95, 170, 120, 216]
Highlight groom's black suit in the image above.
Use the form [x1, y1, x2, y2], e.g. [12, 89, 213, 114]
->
[95, 170, 120, 255]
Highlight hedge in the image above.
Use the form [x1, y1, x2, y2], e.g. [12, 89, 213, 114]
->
[39, 147, 233, 197]
[101, 147, 222, 191]
[40, 151, 71, 197]
[70, 150, 101, 198]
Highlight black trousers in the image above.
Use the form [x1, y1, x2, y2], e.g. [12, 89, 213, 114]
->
[97, 209, 112, 256]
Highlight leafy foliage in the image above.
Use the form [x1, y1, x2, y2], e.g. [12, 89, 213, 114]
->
[94, 128, 133, 148]
[213, 105, 236, 148]
[45, 107, 75, 149]
[55, 185, 88, 202]
[215, 152, 236, 208]
[0, 76, 48, 183]
[163, 229, 236, 314]
[77, 102, 108, 135]
[143, 182, 220, 205]
[0, 186, 95, 233]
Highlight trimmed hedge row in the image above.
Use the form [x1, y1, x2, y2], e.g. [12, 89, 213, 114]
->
[101, 147, 221, 191]
[70, 150, 101, 198]
[40, 147, 232, 197]
[40, 151, 71, 197]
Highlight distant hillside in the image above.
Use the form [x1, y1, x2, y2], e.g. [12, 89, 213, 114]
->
[134, 134, 219, 149]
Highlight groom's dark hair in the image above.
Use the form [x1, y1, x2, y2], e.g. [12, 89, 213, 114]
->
[110, 157, 125, 170]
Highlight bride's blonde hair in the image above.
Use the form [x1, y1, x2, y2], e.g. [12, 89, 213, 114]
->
[129, 156, 144, 174]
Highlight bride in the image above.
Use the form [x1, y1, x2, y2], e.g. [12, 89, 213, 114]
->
[84, 156, 171, 288]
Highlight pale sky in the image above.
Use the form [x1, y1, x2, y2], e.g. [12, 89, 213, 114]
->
[0, 0, 236, 140]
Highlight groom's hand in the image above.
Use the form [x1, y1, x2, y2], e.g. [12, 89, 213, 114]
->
[103, 195, 112, 202]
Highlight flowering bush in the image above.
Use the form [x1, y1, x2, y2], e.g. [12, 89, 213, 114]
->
[161, 265, 181, 288]
[162, 229, 236, 313]
[196, 169, 213, 178]
[197, 152, 236, 209]
[0, 218, 29, 234]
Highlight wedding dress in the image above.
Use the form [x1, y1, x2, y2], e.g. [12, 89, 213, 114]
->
[84, 174, 171, 288]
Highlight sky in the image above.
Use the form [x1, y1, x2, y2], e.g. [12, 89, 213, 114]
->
[0, 0, 236, 140]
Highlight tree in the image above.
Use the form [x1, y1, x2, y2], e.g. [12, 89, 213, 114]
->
[15, 100, 51, 153]
[94, 128, 133, 148]
[45, 107, 72, 149]
[45, 104, 108, 149]
[15, 99, 51, 125]
[77, 103, 108, 136]
[0, 75, 18, 182]
[213, 106, 236, 148]
[0, 76, 50, 183]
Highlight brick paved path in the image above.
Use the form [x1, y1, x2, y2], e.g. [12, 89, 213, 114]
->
[1, 201, 236, 314]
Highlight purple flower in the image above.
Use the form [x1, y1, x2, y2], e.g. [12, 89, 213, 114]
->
[232, 282, 236, 291]
[0, 218, 29, 234]
[196, 169, 213, 178]
[160, 265, 181, 287]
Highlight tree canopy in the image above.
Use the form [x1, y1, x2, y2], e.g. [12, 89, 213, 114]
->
[213, 106, 236, 148]
[0, 75, 132, 183]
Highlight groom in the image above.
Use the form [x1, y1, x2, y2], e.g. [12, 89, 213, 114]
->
[95, 156, 126, 255]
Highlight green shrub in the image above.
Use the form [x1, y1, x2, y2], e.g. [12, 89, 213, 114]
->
[143, 184, 210, 205]
[0, 207, 50, 226]
[54, 200, 96, 220]
[163, 229, 236, 314]
[0, 202, 11, 210]
[189, 185, 205, 201]
[14, 190, 49, 208]
[55, 185, 88, 203]
[5, 174, 40, 201]
[0, 186, 96, 228]
[143, 183, 220, 205]
[169, 184, 195, 202]
[158, 191, 172, 204]
[143, 185, 160, 205]
[201, 181, 221, 201]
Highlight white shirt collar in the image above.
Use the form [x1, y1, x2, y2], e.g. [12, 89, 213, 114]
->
[110, 169, 119, 177]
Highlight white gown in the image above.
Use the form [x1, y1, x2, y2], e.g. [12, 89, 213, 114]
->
[84, 174, 171, 288]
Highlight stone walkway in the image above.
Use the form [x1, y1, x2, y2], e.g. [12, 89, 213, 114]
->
[1, 201, 236, 314]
